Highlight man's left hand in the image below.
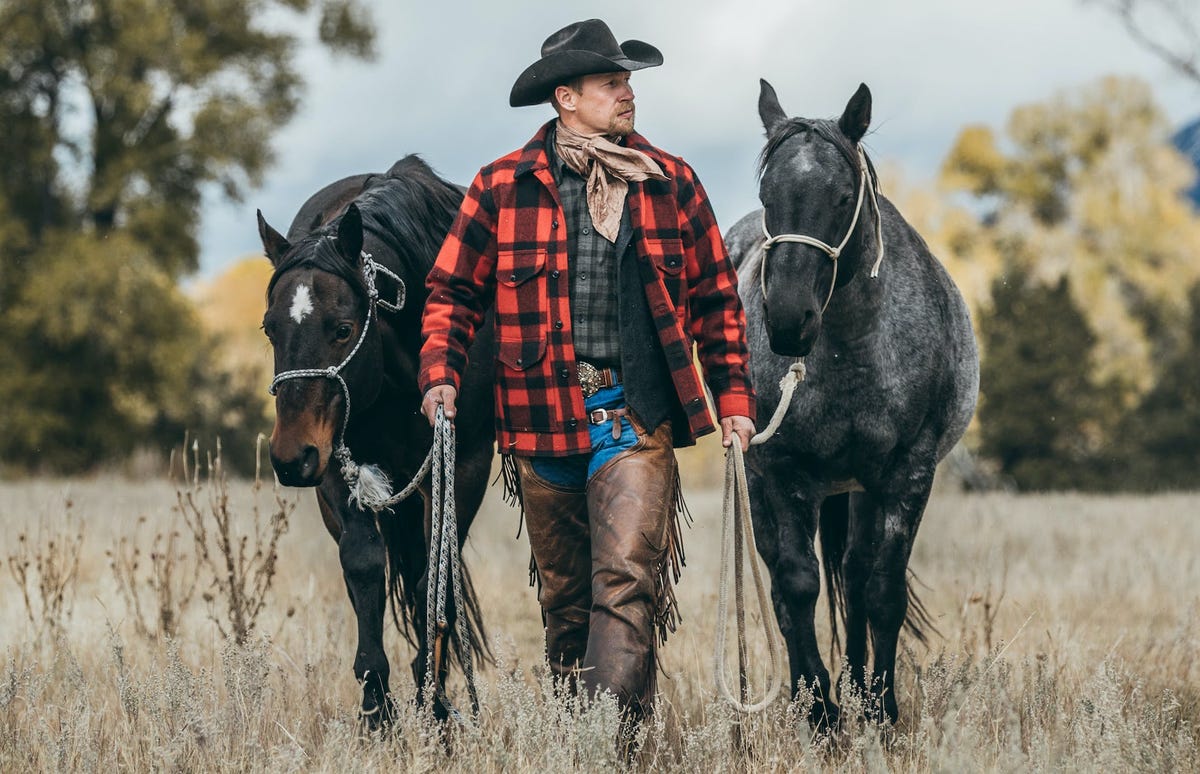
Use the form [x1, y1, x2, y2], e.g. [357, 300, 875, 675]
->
[721, 415, 755, 452]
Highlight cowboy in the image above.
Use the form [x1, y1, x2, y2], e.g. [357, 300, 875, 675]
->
[418, 19, 756, 723]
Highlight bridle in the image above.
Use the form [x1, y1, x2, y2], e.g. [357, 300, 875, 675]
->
[268, 248, 407, 474]
[759, 144, 886, 313]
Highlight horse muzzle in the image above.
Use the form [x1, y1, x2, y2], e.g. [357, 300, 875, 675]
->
[765, 307, 820, 357]
[269, 422, 333, 487]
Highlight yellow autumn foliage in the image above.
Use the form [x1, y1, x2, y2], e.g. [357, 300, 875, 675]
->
[940, 76, 1200, 400]
[190, 255, 274, 395]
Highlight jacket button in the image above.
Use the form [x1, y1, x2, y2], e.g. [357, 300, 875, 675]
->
[559, 368, 570, 380]
[551, 270, 560, 279]
[552, 220, 559, 229]
[566, 418, 578, 429]
[516, 357, 523, 366]
[554, 320, 563, 329]
[690, 397, 703, 406]
[509, 273, 518, 281]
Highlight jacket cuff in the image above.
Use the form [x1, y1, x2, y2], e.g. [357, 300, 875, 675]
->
[418, 366, 461, 397]
[716, 391, 757, 424]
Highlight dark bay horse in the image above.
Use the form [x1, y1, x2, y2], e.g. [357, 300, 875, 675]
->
[257, 156, 495, 724]
[725, 82, 979, 728]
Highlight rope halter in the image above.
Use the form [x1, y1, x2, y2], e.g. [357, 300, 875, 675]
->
[267, 250, 411, 508]
[759, 144, 885, 314]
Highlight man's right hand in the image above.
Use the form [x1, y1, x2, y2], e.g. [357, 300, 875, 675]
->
[421, 385, 458, 426]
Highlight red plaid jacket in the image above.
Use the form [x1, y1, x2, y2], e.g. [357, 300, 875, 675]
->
[418, 121, 756, 456]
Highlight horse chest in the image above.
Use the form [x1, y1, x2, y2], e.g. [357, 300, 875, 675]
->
[760, 358, 905, 465]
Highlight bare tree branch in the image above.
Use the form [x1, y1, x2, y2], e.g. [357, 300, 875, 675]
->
[1088, 0, 1200, 86]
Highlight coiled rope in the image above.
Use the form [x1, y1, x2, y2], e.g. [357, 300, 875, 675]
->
[712, 362, 805, 713]
[423, 405, 479, 722]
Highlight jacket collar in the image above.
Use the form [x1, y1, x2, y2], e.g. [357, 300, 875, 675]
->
[514, 120, 667, 178]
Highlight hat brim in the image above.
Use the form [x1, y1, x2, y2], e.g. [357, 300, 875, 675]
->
[509, 40, 663, 108]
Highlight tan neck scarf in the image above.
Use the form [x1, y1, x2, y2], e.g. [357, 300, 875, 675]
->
[553, 120, 668, 242]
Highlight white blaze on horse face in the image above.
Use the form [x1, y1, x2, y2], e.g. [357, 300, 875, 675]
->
[289, 283, 314, 324]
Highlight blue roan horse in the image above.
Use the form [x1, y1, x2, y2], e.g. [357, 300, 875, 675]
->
[725, 82, 979, 728]
[257, 157, 494, 725]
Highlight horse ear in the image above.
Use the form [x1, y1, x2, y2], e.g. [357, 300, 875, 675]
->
[337, 203, 364, 263]
[839, 83, 872, 144]
[257, 209, 291, 266]
[758, 79, 788, 135]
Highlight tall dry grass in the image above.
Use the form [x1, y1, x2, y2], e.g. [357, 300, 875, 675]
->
[1, 452, 1197, 771]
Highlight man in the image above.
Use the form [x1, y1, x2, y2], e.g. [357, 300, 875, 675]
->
[418, 19, 755, 721]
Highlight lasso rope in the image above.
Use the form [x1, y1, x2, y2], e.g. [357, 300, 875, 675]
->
[423, 406, 479, 722]
[709, 359, 805, 715]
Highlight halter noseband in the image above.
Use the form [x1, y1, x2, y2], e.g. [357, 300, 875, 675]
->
[759, 144, 885, 313]
[268, 250, 407, 463]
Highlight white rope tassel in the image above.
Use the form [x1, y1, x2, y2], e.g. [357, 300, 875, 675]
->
[714, 439, 785, 713]
[348, 463, 394, 512]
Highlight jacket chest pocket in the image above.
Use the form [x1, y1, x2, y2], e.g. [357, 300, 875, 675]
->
[496, 248, 547, 332]
[646, 237, 686, 307]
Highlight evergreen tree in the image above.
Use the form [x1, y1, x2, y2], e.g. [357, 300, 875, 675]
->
[1113, 281, 1200, 488]
[978, 267, 1114, 490]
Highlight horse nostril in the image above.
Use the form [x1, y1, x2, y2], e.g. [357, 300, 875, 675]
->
[299, 445, 320, 479]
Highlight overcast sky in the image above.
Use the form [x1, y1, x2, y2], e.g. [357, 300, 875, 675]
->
[201, 0, 1199, 277]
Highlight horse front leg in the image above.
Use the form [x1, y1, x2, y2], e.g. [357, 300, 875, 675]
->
[839, 491, 875, 702]
[331, 488, 393, 728]
[864, 463, 936, 725]
[749, 468, 837, 731]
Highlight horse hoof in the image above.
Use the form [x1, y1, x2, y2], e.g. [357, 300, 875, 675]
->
[809, 701, 841, 735]
[359, 694, 396, 730]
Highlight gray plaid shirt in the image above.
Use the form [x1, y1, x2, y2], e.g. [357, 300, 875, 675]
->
[549, 129, 622, 367]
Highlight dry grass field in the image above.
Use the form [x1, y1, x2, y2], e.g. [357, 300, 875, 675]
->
[1, 447, 1198, 772]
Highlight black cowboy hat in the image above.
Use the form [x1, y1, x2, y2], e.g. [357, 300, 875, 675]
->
[509, 19, 663, 108]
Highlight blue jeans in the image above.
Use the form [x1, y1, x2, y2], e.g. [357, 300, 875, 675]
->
[531, 384, 638, 487]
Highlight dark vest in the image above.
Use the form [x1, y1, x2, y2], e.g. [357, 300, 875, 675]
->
[614, 207, 691, 447]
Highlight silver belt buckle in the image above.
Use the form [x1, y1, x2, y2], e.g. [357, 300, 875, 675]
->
[577, 360, 603, 398]
[588, 408, 609, 424]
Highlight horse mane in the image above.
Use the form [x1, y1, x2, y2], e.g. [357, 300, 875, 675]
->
[268, 155, 462, 300]
[757, 118, 880, 193]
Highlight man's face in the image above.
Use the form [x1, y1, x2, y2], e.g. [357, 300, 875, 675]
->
[559, 71, 636, 136]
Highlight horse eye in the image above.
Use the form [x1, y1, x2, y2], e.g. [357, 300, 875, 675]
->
[335, 323, 354, 342]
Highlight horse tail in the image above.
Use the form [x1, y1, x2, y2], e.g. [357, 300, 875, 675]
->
[450, 561, 492, 669]
[904, 570, 937, 645]
[819, 493, 938, 649]
[818, 493, 850, 660]
[378, 513, 492, 671]
[380, 513, 420, 651]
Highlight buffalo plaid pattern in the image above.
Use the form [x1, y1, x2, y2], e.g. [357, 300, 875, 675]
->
[419, 120, 756, 457]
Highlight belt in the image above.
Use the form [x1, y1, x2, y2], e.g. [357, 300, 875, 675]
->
[588, 407, 630, 440]
[577, 360, 621, 398]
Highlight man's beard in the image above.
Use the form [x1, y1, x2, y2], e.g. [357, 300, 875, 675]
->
[608, 104, 635, 136]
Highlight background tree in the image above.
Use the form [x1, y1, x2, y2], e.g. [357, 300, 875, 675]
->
[0, 0, 374, 473]
[939, 76, 1200, 489]
[977, 268, 1115, 490]
[942, 77, 1200, 405]
[1110, 281, 1200, 489]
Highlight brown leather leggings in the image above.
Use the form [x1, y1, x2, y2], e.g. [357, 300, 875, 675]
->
[515, 416, 678, 717]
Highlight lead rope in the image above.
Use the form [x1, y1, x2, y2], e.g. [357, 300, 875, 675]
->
[423, 406, 479, 723]
[711, 363, 804, 714]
